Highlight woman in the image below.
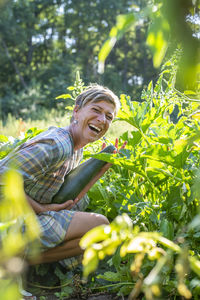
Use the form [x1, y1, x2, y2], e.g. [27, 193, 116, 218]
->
[0, 84, 126, 269]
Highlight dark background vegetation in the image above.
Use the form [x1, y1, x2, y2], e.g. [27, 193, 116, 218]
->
[0, 0, 159, 121]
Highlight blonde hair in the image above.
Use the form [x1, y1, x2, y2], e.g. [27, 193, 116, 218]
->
[75, 84, 120, 115]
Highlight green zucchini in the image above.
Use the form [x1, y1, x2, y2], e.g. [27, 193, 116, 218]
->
[52, 144, 116, 204]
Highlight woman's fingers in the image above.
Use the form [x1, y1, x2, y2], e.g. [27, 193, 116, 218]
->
[120, 140, 128, 150]
[101, 142, 106, 150]
[58, 200, 74, 210]
[101, 138, 127, 153]
[113, 139, 128, 153]
[115, 138, 119, 149]
[73, 197, 79, 204]
[41, 200, 74, 212]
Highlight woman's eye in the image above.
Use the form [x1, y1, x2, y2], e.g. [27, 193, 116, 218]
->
[93, 108, 100, 113]
[106, 115, 113, 121]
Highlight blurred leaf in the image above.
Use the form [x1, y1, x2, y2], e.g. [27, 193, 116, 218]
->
[65, 105, 74, 111]
[0, 280, 20, 300]
[189, 256, 200, 277]
[55, 94, 72, 100]
[147, 16, 170, 68]
[160, 219, 174, 240]
[156, 236, 181, 252]
[67, 86, 75, 91]
[188, 214, 200, 230]
[80, 225, 109, 249]
[0, 135, 9, 143]
[0, 169, 40, 259]
[177, 283, 192, 299]
[82, 248, 99, 278]
[98, 14, 135, 73]
[97, 271, 121, 282]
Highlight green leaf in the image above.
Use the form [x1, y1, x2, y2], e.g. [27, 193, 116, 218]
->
[82, 248, 99, 278]
[147, 16, 170, 68]
[156, 236, 181, 253]
[55, 94, 72, 100]
[97, 271, 121, 282]
[98, 14, 135, 73]
[188, 214, 200, 230]
[0, 135, 9, 143]
[142, 140, 190, 169]
[80, 225, 109, 249]
[92, 152, 145, 176]
[189, 256, 200, 277]
[160, 219, 174, 240]
[65, 105, 74, 111]
[119, 284, 134, 296]
[184, 90, 197, 95]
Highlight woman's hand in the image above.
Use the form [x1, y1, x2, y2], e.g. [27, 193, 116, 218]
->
[40, 200, 74, 213]
[101, 138, 127, 153]
[27, 195, 74, 214]
[114, 138, 128, 153]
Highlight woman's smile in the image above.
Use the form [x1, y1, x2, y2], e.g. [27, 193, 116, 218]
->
[88, 123, 102, 136]
[71, 100, 115, 148]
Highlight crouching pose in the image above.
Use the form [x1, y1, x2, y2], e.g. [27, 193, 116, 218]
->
[0, 84, 126, 269]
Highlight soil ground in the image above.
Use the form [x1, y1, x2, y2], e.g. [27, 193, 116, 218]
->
[33, 293, 128, 299]
[26, 262, 130, 300]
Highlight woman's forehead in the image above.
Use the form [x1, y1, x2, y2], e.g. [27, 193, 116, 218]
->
[88, 100, 115, 113]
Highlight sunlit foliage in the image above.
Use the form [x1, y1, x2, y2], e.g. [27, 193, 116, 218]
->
[0, 169, 40, 299]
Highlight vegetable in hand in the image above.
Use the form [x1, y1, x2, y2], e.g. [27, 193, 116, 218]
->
[52, 144, 116, 204]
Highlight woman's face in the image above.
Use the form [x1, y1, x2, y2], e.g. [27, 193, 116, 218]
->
[74, 100, 115, 143]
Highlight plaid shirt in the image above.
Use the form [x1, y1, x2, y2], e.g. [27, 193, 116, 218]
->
[0, 126, 83, 203]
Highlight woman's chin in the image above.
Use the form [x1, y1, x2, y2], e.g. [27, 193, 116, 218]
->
[83, 131, 102, 143]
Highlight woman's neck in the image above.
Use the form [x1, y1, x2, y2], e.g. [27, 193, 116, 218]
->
[66, 124, 86, 151]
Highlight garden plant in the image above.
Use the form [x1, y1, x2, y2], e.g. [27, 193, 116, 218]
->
[80, 57, 200, 299]
[0, 0, 199, 297]
[1, 56, 200, 299]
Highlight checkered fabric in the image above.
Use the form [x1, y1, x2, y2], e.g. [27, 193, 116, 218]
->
[0, 126, 89, 269]
[37, 194, 90, 269]
[0, 126, 83, 203]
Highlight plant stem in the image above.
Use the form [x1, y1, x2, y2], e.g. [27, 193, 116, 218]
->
[26, 280, 72, 290]
[91, 282, 134, 290]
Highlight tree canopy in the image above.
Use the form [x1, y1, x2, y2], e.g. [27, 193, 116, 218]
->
[0, 0, 199, 120]
[0, 0, 157, 119]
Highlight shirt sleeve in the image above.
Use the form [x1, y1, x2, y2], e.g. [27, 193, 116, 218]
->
[8, 138, 68, 183]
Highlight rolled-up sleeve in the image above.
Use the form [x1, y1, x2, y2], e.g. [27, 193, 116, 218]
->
[8, 140, 63, 182]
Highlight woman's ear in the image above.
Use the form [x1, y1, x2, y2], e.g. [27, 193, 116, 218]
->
[72, 104, 80, 121]
[74, 104, 79, 112]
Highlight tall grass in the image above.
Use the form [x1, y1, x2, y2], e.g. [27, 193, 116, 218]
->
[0, 109, 69, 138]
[1, 109, 132, 140]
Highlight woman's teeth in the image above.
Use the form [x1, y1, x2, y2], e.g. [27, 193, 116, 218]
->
[89, 124, 101, 133]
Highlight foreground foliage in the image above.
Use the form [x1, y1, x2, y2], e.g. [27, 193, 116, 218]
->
[0, 58, 200, 299]
[81, 58, 200, 299]
[0, 170, 40, 299]
[81, 214, 200, 300]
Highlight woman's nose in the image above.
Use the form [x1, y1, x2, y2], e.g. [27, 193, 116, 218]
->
[97, 113, 106, 123]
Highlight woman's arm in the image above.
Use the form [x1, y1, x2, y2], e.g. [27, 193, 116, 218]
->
[26, 194, 74, 214]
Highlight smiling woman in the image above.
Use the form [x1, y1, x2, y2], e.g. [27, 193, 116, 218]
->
[70, 100, 115, 146]
[0, 84, 126, 271]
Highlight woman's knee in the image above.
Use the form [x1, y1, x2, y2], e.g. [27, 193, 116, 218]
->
[65, 212, 109, 241]
[90, 213, 109, 227]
